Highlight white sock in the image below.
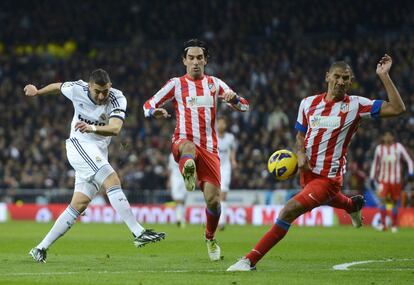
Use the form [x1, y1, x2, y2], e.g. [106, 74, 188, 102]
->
[107, 185, 144, 237]
[37, 205, 80, 250]
[219, 202, 227, 226]
[176, 204, 185, 223]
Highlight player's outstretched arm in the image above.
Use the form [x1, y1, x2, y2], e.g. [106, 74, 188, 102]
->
[75, 117, 123, 136]
[376, 54, 406, 117]
[23, 83, 62, 97]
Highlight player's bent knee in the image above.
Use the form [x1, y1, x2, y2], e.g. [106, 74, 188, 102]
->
[94, 164, 116, 188]
[279, 199, 306, 223]
[70, 192, 91, 213]
[180, 141, 196, 155]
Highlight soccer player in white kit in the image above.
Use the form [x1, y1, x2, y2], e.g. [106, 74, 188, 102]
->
[24, 69, 165, 263]
[217, 117, 237, 230]
[168, 153, 187, 227]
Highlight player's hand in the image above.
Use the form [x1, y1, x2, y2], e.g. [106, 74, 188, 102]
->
[24, 84, 38, 96]
[297, 151, 310, 171]
[75, 121, 94, 133]
[376, 54, 392, 76]
[152, 108, 171, 119]
[221, 91, 238, 103]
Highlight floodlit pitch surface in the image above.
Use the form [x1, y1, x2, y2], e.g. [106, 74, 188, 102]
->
[0, 221, 413, 285]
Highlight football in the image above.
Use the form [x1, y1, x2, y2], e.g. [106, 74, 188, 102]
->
[267, 149, 298, 180]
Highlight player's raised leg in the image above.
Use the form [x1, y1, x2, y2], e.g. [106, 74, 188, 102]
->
[100, 167, 166, 247]
[326, 192, 365, 228]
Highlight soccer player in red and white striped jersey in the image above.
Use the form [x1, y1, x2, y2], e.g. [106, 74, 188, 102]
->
[370, 131, 414, 232]
[143, 39, 249, 261]
[228, 54, 405, 271]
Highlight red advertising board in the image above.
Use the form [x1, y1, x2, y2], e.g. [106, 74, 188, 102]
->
[5, 204, 414, 228]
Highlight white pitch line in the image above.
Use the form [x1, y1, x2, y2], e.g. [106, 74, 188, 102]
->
[333, 258, 414, 271]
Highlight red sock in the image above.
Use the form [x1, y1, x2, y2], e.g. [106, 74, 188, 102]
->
[178, 154, 194, 173]
[380, 206, 387, 228]
[391, 207, 398, 227]
[246, 219, 290, 266]
[326, 192, 354, 212]
[205, 205, 221, 240]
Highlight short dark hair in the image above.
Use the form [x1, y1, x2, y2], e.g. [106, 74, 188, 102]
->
[89, 69, 111, 86]
[182, 39, 209, 59]
[329, 61, 353, 76]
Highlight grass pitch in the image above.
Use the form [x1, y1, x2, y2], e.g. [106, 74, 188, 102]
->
[0, 221, 413, 284]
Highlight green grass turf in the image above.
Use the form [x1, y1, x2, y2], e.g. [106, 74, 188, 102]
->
[0, 221, 413, 285]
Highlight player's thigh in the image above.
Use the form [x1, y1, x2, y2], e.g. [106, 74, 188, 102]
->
[66, 139, 110, 182]
[294, 177, 338, 211]
[196, 147, 221, 190]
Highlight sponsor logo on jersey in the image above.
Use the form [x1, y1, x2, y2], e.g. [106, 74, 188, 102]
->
[309, 115, 340, 129]
[95, 156, 102, 162]
[186, 95, 214, 108]
[78, 114, 106, 126]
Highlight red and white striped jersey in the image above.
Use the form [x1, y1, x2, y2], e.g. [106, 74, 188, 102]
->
[370, 143, 414, 184]
[295, 93, 383, 178]
[143, 74, 249, 154]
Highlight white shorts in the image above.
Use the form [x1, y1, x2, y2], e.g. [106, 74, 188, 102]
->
[171, 175, 186, 201]
[66, 138, 111, 199]
[220, 164, 231, 192]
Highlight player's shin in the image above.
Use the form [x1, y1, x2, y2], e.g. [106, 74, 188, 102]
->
[37, 205, 80, 250]
[205, 204, 221, 239]
[246, 218, 291, 266]
[107, 185, 144, 237]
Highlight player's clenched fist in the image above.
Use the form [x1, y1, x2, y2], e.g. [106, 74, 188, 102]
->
[24, 84, 38, 96]
[75, 121, 94, 133]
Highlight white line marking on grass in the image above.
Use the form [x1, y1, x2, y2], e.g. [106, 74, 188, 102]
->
[333, 258, 414, 271]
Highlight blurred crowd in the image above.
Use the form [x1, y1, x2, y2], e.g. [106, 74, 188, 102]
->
[1, 0, 414, 198]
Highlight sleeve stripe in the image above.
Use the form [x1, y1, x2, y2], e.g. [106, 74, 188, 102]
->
[109, 93, 120, 108]
[371, 100, 383, 118]
[295, 121, 307, 133]
[110, 108, 126, 113]
[109, 115, 125, 122]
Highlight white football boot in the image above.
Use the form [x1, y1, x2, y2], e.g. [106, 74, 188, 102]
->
[227, 257, 256, 271]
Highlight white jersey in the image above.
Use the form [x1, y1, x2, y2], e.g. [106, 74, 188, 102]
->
[218, 132, 236, 167]
[61, 80, 127, 147]
[218, 132, 236, 191]
[168, 153, 186, 200]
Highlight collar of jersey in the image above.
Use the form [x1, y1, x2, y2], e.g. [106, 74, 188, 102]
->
[87, 90, 97, 105]
[185, 74, 205, 81]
